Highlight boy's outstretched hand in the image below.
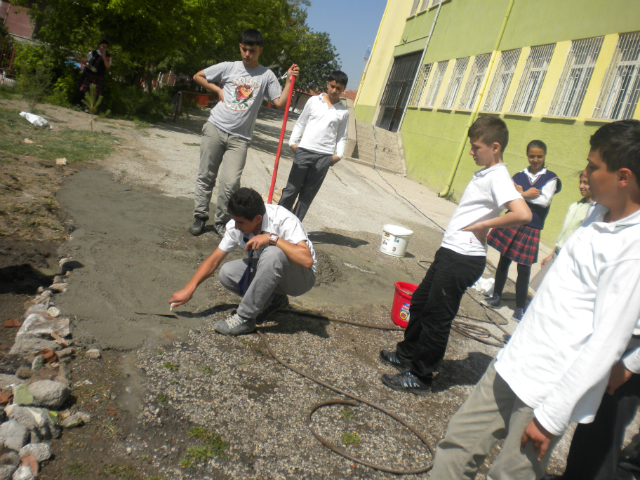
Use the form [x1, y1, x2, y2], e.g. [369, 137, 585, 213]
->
[521, 417, 554, 461]
[169, 287, 194, 307]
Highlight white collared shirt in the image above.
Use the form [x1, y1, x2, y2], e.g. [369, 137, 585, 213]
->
[522, 167, 558, 208]
[496, 204, 640, 436]
[288, 94, 349, 158]
[441, 163, 522, 256]
[218, 204, 317, 273]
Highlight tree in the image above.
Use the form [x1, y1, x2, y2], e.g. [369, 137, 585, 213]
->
[18, 61, 53, 112]
[81, 84, 103, 131]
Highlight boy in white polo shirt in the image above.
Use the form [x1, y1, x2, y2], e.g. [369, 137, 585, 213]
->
[431, 119, 640, 480]
[279, 71, 349, 221]
[379, 115, 531, 395]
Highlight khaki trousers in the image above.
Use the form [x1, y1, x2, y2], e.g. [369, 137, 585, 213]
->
[431, 359, 561, 480]
[193, 122, 249, 225]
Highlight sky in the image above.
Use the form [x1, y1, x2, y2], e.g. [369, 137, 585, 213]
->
[303, 0, 388, 91]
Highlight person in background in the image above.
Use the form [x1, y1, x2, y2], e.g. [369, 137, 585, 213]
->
[485, 140, 561, 320]
[77, 39, 111, 101]
[278, 70, 349, 221]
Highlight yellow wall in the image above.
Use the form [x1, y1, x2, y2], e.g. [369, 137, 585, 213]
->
[354, 0, 414, 121]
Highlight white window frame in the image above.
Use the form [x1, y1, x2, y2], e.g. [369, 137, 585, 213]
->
[510, 44, 555, 114]
[458, 54, 491, 110]
[548, 37, 603, 118]
[483, 49, 521, 112]
[408, 63, 433, 107]
[423, 61, 448, 107]
[410, 0, 421, 16]
[441, 57, 469, 109]
[593, 32, 640, 120]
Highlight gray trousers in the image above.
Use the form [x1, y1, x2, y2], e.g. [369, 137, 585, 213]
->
[431, 359, 561, 480]
[278, 148, 333, 221]
[194, 122, 249, 225]
[218, 246, 316, 319]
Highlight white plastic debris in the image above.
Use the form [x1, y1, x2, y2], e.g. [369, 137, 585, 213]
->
[19, 111, 52, 129]
[472, 277, 495, 296]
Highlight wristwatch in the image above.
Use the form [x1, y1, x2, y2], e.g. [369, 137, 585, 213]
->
[268, 233, 279, 246]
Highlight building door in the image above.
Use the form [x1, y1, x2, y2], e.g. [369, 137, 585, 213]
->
[376, 52, 422, 132]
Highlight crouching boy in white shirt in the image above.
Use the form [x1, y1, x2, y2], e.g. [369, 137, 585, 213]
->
[431, 119, 640, 480]
[278, 71, 349, 221]
[170, 188, 316, 336]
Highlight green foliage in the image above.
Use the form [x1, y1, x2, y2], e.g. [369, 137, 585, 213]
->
[341, 431, 361, 446]
[0, 106, 114, 163]
[157, 394, 168, 403]
[99, 464, 138, 478]
[178, 457, 193, 469]
[163, 362, 179, 371]
[45, 66, 81, 107]
[81, 84, 104, 131]
[187, 445, 212, 462]
[17, 60, 54, 113]
[340, 409, 355, 419]
[189, 427, 229, 459]
[67, 461, 90, 475]
[200, 366, 216, 375]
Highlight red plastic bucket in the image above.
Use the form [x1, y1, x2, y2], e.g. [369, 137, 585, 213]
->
[391, 282, 418, 328]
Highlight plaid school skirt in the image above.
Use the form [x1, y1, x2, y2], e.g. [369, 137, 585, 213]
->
[79, 71, 104, 97]
[487, 225, 541, 266]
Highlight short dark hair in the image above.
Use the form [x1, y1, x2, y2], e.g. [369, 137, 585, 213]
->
[468, 115, 509, 152]
[228, 188, 266, 220]
[239, 29, 263, 46]
[98, 38, 109, 47]
[590, 119, 640, 188]
[526, 140, 547, 154]
[328, 70, 348, 87]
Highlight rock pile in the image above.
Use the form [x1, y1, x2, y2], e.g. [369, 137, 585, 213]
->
[0, 258, 92, 479]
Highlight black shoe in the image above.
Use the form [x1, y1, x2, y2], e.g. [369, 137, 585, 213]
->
[619, 453, 640, 473]
[213, 222, 227, 236]
[381, 371, 432, 396]
[379, 350, 411, 372]
[512, 308, 525, 321]
[189, 218, 206, 236]
[485, 294, 501, 307]
[256, 295, 289, 325]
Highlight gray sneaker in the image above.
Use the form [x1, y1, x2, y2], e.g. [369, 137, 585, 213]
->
[189, 218, 206, 236]
[213, 222, 227, 236]
[214, 313, 255, 336]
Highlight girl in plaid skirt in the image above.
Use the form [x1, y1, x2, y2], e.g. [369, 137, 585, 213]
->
[485, 140, 562, 320]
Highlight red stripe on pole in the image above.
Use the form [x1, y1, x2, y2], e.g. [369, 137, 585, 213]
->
[267, 75, 296, 204]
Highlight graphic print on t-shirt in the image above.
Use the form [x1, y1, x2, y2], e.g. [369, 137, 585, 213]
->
[227, 76, 262, 111]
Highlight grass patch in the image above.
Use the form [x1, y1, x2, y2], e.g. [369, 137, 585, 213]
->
[179, 457, 193, 469]
[183, 142, 199, 147]
[187, 445, 212, 462]
[99, 464, 137, 478]
[67, 461, 90, 475]
[170, 380, 180, 385]
[342, 431, 361, 446]
[134, 119, 150, 129]
[145, 477, 166, 480]
[189, 427, 229, 459]
[200, 366, 216, 375]
[163, 362, 179, 371]
[157, 394, 168, 403]
[0, 107, 114, 163]
[340, 409, 355, 419]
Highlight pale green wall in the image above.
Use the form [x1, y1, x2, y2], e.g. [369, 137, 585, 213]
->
[354, 104, 377, 123]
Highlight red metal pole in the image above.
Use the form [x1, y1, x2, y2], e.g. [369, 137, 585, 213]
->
[267, 75, 296, 204]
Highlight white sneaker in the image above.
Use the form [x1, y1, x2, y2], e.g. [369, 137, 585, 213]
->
[213, 313, 255, 336]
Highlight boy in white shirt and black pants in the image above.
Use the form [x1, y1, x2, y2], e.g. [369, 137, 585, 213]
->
[379, 116, 531, 395]
[431, 119, 640, 480]
[279, 71, 349, 221]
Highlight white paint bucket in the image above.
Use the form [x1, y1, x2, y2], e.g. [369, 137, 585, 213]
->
[380, 224, 414, 258]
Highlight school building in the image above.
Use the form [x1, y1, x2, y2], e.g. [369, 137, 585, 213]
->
[354, 0, 640, 243]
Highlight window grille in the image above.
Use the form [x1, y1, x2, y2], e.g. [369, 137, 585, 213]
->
[408, 63, 433, 106]
[458, 54, 491, 110]
[510, 44, 555, 114]
[410, 0, 420, 15]
[441, 57, 469, 108]
[418, 0, 430, 12]
[423, 61, 449, 107]
[483, 49, 521, 112]
[548, 37, 603, 117]
[593, 32, 640, 120]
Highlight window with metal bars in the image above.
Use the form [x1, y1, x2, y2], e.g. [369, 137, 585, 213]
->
[424, 61, 449, 107]
[458, 54, 491, 110]
[408, 63, 432, 106]
[441, 57, 469, 108]
[418, 0, 430, 12]
[510, 44, 555, 114]
[548, 37, 603, 118]
[593, 32, 640, 120]
[483, 49, 521, 112]
[410, 0, 420, 15]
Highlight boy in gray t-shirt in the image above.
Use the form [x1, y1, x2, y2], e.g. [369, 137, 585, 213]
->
[190, 29, 299, 236]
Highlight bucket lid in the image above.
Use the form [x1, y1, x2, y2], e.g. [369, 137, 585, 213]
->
[383, 224, 414, 236]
